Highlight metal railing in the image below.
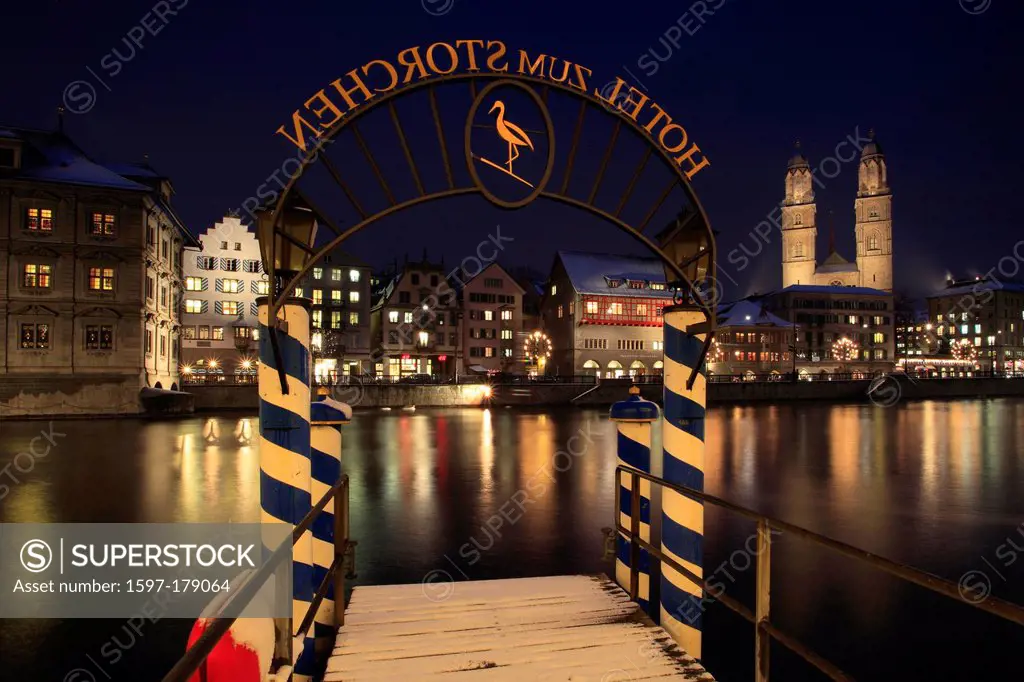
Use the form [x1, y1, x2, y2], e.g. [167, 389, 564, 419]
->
[160, 475, 354, 682]
[708, 370, 1024, 383]
[611, 465, 1024, 682]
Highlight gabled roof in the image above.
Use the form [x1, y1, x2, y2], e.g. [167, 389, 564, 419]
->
[717, 299, 792, 328]
[0, 126, 150, 191]
[931, 280, 1024, 297]
[462, 262, 526, 295]
[556, 250, 674, 299]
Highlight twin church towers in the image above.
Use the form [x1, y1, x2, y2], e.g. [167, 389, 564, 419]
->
[781, 132, 893, 291]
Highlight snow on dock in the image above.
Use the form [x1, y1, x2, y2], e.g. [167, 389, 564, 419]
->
[326, 574, 714, 680]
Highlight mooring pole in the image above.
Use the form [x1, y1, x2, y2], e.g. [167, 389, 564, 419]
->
[257, 295, 316, 681]
[309, 394, 350, 667]
[660, 305, 707, 660]
[609, 385, 659, 616]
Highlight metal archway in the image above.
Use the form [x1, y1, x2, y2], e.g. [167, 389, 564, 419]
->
[258, 71, 717, 389]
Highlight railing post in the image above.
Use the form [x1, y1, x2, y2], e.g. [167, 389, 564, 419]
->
[660, 306, 707, 659]
[257, 295, 315, 681]
[755, 519, 772, 682]
[309, 395, 351, 668]
[609, 385, 660, 616]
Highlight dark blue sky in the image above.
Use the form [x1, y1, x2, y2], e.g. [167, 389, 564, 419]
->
[2, 0, 1020, 299]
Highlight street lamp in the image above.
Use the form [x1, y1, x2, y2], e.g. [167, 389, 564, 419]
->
[256, 200, 320, 393]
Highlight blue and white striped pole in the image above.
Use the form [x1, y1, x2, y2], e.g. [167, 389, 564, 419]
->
[609, 385, 659, 615]
[309, 395, 350, 664]
[258, 296, 315, 681]
[660, 306, 707, 660]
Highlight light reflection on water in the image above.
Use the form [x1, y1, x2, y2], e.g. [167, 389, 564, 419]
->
[1, 400, 1024, 680]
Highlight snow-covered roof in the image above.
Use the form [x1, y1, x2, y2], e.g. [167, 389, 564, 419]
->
[778, 284, 891, 296]
[0, 127, 151, 191]
[931, 281, 1024, 297]
[104, 161, 166, 179]
[717, 299, 792, 328]
[557, 251, 674, 298]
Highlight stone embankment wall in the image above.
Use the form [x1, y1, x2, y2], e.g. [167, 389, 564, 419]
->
[186, 375, 1024, 412]
[0, 376, 143, 418]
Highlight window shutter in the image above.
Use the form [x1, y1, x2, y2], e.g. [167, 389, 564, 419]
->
[215, 279, 223, 293]
[214, 301, 221, 314]
[201, 277, 208, 291]
[250, 302, 258, 317]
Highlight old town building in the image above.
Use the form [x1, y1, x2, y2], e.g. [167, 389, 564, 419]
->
[762, 285, 895, 377]
[0, 124, 196, 415]
[781, 132, 893, 291]
[370, 256, 459, 379]
[179, 215, 265, 379]
[926, 277, 1024, 375]
[298, 246, 372, 381]
[706, 299, 795, 378]
[459, 262, 524, 375]
[542, 251, 673, 379]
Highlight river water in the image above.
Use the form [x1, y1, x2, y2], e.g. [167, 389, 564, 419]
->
[1, 400, 1023, 680]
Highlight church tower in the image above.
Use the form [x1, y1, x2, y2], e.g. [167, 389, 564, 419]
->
[854, 131, 893, 291]
[781, 143, 818, 287]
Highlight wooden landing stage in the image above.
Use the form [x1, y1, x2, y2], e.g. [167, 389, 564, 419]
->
[327, 575, 714, 681]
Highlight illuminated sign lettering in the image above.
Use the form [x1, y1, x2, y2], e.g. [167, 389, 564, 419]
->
[276, 40, 710, 180]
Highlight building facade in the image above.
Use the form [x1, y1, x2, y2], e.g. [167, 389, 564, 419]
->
[179, 215, 265, 378]
[781, 133, 893, 291]
[460, 262, 524, 375]
[542, 251, 673, 379]
[370, 257, 459, 379]
[926, 277, 1024, 375]
[762, 285, 895, 376]
[297, 247, 372, 381]
[0, 125, 196, 414]
[706, 299, 795, 378]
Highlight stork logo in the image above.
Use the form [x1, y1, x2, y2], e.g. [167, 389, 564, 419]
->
[466, 80, 555, 209]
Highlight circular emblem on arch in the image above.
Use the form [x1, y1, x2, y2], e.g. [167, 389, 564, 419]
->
[465, 79, 555, 209]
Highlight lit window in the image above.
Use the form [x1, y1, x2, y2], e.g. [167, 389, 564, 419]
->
[26, 208, 53, 232]
[311, 332, 322, 350]
[313, 289, 323, 304]
[185, 299, 203, 314]
[404, 312, 413, 323]
[331, 311, 341, 329]
[221, 301, 240, 316]
[20, 323, 50, 349]
[650, 283, 666, 291]
[961, 324, 969, 335]
[256, 281, 270, 295]
[873, 333, 885, 344]
[88, 267, 115, 291]
[388, 311, 399, 323]
[313, 267, 323, 280]
[987, 335, 996, 346]
[418, 331, 429, 346]
[349, 291, 360, 303]
[961, 312, 969, 322]
[586, 301, 598, 314]
[636, 304, 648, 316]
[484, 310, 494, 321]
[607, 303, 623, 315]
[484, 347, 495, 358]
[974, 324, 981, 333]
[90, 212, 116, 236]
[349, 269, 360, 282]
[312, 310, 323, 327]
[349, 312, 359, 325]
[652, 341, 664, 351]
[186, 277, 204, 291]
[332, 268, 342, 281]
[23, 263, 52, 288]
[557, 305, 563, 319]
[220, 279, 243, 293]
[974, 337, 981, 346]
[501, 309, 513, 320]
[212, 327, 224, 341]
[551, 284, 557, 295]
[295, 287, 304, 297]
[332, 290, 342, 303]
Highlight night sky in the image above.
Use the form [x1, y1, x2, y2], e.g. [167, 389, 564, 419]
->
[3, 0, 1021, 300]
